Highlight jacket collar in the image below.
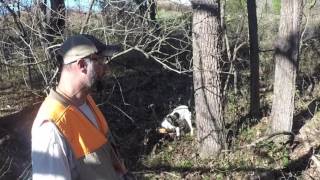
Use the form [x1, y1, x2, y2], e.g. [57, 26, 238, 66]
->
[48, 88, 72, 107]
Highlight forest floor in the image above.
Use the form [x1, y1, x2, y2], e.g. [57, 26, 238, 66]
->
[0, 69, 320, 179]
[0, 81, 42, 179]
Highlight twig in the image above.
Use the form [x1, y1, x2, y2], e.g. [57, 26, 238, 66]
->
[0, 157, 13, 178]
[108, 103, 135, 123]
[45, 43, 62, 54]
[48, 67, 60, 86]
[113, 46, 190, 74]
[309, 0, 317, 9]
[18, 163, 31, 180]
[259, 49, 275, 52]
[162, 171, 180, 178]
[0, 60, 49, 67]
[0, 135, 10, 146]
[80, 0, 95, 33]
[0, 0, 26, 37]
[97, 101, 135, 124]
[113, 74, 129, 106]
[300, 4, 311, 51]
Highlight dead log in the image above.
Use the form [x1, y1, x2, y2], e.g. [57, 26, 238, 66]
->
[291, 112, 320, 161]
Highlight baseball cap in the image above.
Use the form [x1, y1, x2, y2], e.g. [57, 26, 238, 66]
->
[58, 34, 121, 64]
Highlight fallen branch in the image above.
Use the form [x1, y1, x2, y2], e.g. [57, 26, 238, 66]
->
[242, 131, 294, 148]
[223, 131, 294, 152]
[162, 171, 180, 178]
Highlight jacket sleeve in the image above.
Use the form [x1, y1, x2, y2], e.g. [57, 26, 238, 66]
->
[32, 121, 72, 180]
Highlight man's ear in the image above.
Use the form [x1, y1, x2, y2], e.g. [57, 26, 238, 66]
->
[77, 59, 87, 73]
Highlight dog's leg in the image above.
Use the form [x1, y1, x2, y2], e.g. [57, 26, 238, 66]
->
[175, 127, 180, 137]
[185, 115, 193, 136]
[189, 121, 194, 136]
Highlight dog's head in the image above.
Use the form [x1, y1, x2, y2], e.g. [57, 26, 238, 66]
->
[163, 113, 180, 126]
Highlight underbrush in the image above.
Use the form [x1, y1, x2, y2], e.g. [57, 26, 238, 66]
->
[135, 80, 320, 179]
[136, 116, 294, 179]
[136, 81, 320, 179]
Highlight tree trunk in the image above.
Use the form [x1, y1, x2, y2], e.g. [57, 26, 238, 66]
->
[47, 0, 65, 42]
[247, 0, 260, 118]
[34, 0, 65, 52]
[192, 0, 226, 159]
[137, 0, 147, 21]
[271, 0, 303, 133]
[149, 0, 156, 21]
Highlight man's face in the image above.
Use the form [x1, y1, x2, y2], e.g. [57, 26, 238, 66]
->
[86, 54, 110, 91]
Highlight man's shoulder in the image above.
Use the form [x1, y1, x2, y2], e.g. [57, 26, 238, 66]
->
[34, 95, 71, 124]
[31, 118, 59, 138]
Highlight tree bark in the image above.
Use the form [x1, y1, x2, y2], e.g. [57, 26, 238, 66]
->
[271, 0, 303, 133]
[33, 0, 65, 50]
[192, 0, 226, 159]
[149, 0, 156, 21]
[47, 0, 65, 42]
[247, 0, 260, 118]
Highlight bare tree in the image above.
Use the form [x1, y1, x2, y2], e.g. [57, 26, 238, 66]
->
[192, 0, 226, 158]
[0, 1, 193, 178]
[34, 0, 65, 44]
[98, 0, 192, 73]
[0, 0, 192, 91]
[247, 0, 260, 118]
[149, 0, 156, 21]
[271, 0, 303, 133]
[47, 0, 65, 41]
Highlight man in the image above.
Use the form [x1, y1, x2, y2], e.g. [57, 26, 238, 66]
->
[32, 34, 131, 180]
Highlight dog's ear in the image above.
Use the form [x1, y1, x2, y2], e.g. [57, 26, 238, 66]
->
[173, 112, 180, 119]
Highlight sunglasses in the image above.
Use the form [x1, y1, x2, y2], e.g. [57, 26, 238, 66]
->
[88, 55, 111, 65]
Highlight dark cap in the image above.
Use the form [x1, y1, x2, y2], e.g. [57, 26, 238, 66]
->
[58, 34, 121, 64]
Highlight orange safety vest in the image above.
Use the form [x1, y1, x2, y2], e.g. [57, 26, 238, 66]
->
[38, 89, 126, 179]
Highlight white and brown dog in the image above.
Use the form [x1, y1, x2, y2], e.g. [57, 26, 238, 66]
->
[161, 105, 193, 137]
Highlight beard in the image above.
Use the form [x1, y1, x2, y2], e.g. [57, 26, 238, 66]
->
[87, 61, 105, 93]
[89, 71, 105, 93]
[88, 73, 104, 93]
[94, 79, 104, 93]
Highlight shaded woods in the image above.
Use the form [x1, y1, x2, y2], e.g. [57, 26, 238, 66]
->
[1, 0, 320, 179]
